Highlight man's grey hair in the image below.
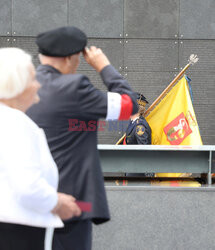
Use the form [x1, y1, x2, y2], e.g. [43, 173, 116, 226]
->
[0, 47, 32, 99]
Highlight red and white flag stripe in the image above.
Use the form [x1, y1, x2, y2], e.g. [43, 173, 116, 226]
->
[106, 92, 133, 120]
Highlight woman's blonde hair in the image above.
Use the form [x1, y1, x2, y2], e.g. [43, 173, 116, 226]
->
[0, 48, 32, 99]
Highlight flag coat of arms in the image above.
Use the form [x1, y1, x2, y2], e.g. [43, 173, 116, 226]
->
[146, 76, 202, 146]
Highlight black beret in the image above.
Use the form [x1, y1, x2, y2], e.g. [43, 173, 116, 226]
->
[36, 26, 87, 57]
[136, 92, 149, 106]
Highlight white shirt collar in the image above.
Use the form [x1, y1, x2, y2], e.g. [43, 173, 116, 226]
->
[131, 117, 139, 123]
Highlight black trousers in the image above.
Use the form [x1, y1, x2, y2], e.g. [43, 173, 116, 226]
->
[0, 222, 45, 250]
[52, 220, 92, 250]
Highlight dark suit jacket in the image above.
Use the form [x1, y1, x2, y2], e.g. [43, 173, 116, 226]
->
[27, 64, 138, 224]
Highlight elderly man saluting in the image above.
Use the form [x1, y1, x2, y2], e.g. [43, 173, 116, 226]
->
[27, 26, 138, 250]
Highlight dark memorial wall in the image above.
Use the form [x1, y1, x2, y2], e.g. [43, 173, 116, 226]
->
[0, 0, 214, 144]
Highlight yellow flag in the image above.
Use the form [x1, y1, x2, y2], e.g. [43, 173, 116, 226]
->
[146, 76, 202, 146]
[146, 76, 202, 178]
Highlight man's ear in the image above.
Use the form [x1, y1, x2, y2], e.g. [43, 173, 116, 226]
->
[64, 56, 73, 68]
[65, 56, 71, 63]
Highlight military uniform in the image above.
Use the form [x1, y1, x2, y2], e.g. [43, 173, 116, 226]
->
[122, 94, 153, 177]
[123, 93, 151, 145]
[124, 116, 151, 145]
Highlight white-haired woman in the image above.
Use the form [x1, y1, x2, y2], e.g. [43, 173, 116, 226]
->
[0, 48, 81, 250]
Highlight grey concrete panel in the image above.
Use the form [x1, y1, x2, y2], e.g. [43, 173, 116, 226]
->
[93, 189, 215, 250]
[98, 135, 116, 145]
[11, 37, 40, 67]
[183, 71, 215, 105]
[69, 0, 123, 38]
[124, 0, 179, 38]
[98, 134, 122, 145]
[0, 37, 12, 48]
[0, 0, 11, 35]
[124, 39, 178, 72]
[125, 71, 177, 104]
[180, 0, 215, 39]
[193, 104, 215, 137]
[98, 120, 129, 145]
[79, 39, 123, 71]
[98, 127, 124, 145]
[12, 0, 67, 36]
[203, 136, 215, 145]
[179, 40, 215, 71]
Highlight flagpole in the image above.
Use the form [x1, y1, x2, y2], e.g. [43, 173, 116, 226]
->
[116, 134, 126, 145]
[115, 54, 198, 145]
[144, 54, 199, 116]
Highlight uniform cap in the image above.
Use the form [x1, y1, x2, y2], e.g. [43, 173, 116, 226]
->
[136, 93, 148, 106]
[36, 26, 87, 57]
